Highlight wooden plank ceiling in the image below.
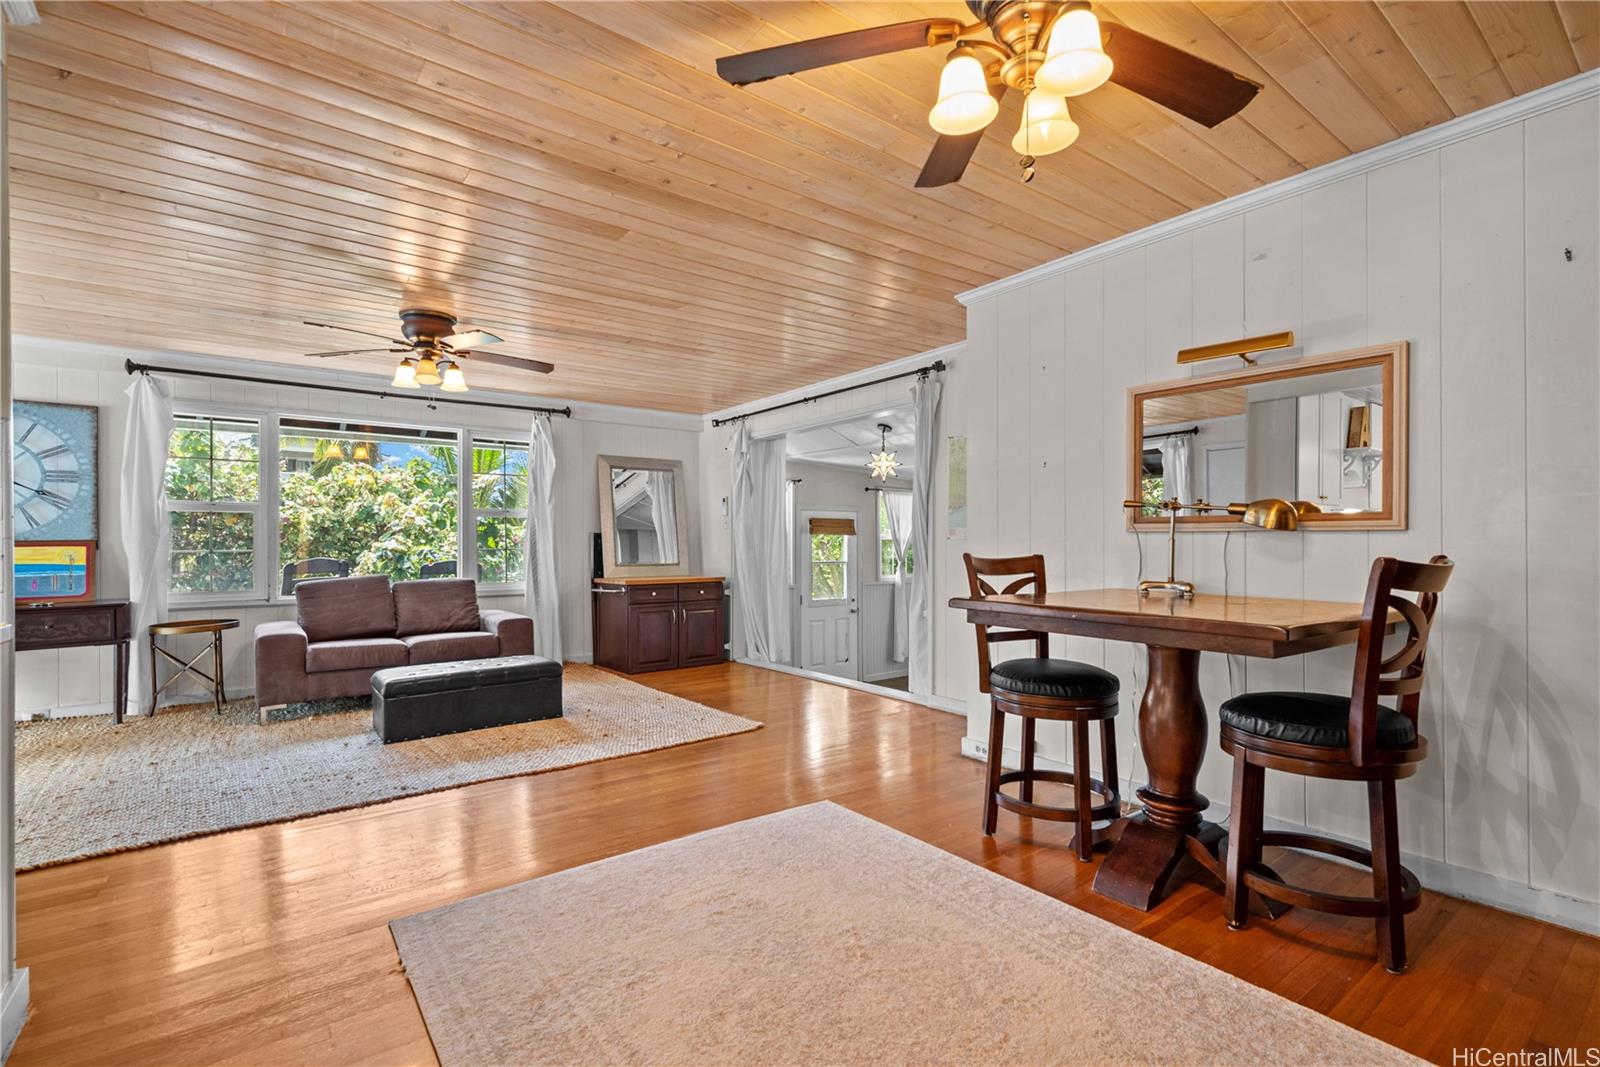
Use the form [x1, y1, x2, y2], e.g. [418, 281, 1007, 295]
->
[8, 2, 1596, 413]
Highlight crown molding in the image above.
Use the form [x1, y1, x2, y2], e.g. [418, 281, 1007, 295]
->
[12, 336, 705, 431]
[957, 69, 1600, 307]
[703, 341, 963, 429]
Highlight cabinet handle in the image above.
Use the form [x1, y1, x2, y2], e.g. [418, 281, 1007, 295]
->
[592, 587, 625, 595]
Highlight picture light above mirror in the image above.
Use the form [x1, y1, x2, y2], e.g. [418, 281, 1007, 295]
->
[1129, 342, 1409, 532]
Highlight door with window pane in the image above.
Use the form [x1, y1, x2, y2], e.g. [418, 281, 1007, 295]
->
[798, 510, 859, 681]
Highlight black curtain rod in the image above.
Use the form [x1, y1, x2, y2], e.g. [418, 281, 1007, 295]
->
[711, 359, 945, 428]
[863, 486, 908, 492]
[1142, 426, 1200, 441]
[124, 360, 573, 418]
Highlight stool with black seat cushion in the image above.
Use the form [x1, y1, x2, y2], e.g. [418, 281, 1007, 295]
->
[1219, 554, 1453, 974]
[964, 554, 1121, 862]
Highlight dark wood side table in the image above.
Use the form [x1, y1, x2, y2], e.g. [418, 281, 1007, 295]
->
[15, 599, 133, 724]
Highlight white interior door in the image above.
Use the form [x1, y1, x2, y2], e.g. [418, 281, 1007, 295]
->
[798, 508, 859, 681]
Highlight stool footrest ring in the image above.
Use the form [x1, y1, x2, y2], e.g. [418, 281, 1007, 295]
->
[1241, 830, 1422, 918]
[994, 769, 1120, 822]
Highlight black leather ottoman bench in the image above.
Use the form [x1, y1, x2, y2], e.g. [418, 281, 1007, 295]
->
[371, 656, 562, 744]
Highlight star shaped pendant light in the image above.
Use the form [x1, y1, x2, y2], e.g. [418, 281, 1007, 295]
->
[867, 423, 899, 481]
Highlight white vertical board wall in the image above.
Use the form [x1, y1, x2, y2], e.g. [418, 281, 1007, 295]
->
[11, 344, 704, 712]
[937, 92, 1600, 911]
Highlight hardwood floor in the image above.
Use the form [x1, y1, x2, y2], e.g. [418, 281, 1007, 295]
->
[11, 663, 1599, 1065]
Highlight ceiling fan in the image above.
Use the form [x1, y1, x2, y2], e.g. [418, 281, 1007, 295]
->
[715, 1, 1262, 187]
[303, 308, 554, 393]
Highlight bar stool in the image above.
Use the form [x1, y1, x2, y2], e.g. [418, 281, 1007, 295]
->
[150, 618, 240, 714]
[964, 554, 1121, 861]
[1219, 555, 1453, 973]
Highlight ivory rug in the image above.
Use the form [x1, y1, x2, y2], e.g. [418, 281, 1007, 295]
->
[391, 803, 1418, 1067]
[15, 665, 759, 870]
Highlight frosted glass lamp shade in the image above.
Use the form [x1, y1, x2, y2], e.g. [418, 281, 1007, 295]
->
[1011, 92, 1080, 156]
[1037, 7, 1113, 97]
[928, 53, 998, 136]
[439, 361, 468, 392]
[391, 358, 420, 389]
[414, 354, 442, 386]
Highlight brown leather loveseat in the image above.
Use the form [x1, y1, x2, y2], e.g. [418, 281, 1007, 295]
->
[254, 576, 533, 713]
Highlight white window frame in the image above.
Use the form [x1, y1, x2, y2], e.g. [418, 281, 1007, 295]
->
[166, 406, 271, 607]
[168, 403, 535, 608]
[804, 517, 852, 606]
[463, 430, 531, 597]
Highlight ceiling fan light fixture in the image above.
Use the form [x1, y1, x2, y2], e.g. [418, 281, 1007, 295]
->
[413, 353, 443, 386]
[1037, 6, 1113, 97]
[391, 357, 420, 389]
[1011, 91, 1079, 156]
[439, 360, 468, 393]
[928, 51, 998, 136]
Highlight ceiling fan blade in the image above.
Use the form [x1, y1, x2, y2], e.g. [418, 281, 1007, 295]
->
[716, 19, 962, 86]
[461, 350, 555, 375]
[303, 320, 408, 345]
[915, 84, 1008, 188]
[305, 347, 408, 358]
[440, 328, 503, 349]
[1102, 24, 1261, 128]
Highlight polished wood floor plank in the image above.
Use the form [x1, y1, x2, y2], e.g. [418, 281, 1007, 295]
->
[10, 664, 1598, 1065]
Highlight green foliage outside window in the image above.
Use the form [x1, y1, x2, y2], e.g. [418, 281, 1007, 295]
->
[1141, 474, 1165, 517]
[809, 532, 846, 600]
[278, 458, 459, 581]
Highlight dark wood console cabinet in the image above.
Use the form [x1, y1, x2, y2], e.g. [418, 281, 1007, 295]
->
[593, 577, 726, 674]
[15, 599, 133, 723]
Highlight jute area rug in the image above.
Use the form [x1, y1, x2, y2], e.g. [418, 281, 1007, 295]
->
[15, 665, 759, 871]
[391, 802, 1419, 1067]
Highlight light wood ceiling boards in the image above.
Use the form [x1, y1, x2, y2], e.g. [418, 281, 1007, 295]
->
[8, 2, 1595, 413]
[1144, 386, 1247, 427]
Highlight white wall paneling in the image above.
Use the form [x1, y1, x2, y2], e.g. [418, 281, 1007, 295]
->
[12, 343, 703, 714]
[941, 84, 1600, 923]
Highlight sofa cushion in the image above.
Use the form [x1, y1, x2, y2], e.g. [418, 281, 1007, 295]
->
[296, 575, 396, 643]
[404, 631, 500, 665]
[393, 579, 482, 638]
[306, 637, 408, 674]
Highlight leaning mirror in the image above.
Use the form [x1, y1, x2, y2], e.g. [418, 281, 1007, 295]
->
[1129, 342, 1408, 530]
[597, 455, 690, 577]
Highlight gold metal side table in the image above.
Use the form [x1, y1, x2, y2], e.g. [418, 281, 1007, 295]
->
[149, 618, 240, 714]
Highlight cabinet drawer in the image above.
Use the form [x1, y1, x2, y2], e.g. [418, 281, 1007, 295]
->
[628, 584, 678, 604]
[680, 582, 723, 603]
[16, 609, 116, 646]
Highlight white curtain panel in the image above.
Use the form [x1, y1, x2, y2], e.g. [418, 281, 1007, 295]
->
[646, 469, 678, 564]
[524, 413, 562, 661]
[120, 373, 174, 716]
[881, 488, 913, 663]
[908, 373, 943, 696]
[1158, 434, 1193, 512]
[729, 424, 791, 665]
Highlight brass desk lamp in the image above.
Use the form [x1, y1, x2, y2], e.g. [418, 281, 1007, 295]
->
[1121, 497, 1316, 597]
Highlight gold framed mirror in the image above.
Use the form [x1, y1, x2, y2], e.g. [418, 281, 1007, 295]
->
[1128, 342, 1408, 531]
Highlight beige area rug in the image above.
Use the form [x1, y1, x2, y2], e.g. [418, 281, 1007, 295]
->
[391, 802, 1419, 1067]
[15, 665, 760, 870]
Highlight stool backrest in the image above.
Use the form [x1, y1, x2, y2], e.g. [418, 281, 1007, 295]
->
[962, 553, 1049, 695]
[1349, 554, 1454, 765]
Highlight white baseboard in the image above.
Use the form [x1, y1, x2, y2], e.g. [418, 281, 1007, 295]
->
[959, 737, 1600, 936]
[2, 969, 29, 1063]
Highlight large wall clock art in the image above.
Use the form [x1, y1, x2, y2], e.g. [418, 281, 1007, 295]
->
[13, 400, 99, 542]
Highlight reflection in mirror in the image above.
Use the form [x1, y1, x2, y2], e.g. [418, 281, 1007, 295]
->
[610, 466, 679, 565]
[1133, 345, 1404, 528]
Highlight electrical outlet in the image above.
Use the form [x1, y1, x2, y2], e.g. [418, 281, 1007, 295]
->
[971, 741, 988, 758]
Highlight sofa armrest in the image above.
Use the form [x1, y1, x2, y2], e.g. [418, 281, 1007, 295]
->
[255, 621, 309, 708]
[481, 609, 534, 657]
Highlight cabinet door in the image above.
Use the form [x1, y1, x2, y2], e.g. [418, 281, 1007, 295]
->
[628, 604, 679, 672]
[678, 601, 725, 667]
